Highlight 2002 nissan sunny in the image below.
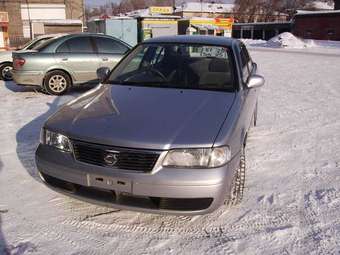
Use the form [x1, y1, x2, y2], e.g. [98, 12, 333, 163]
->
[35, 35, 264, 215]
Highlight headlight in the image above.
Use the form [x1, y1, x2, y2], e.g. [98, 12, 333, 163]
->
[162, 146, 231, 168]
[41, 129, 72, 152]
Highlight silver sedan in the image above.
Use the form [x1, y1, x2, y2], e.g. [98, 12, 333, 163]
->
[36, 36, 264, 215]
[12, 33, 131, 95]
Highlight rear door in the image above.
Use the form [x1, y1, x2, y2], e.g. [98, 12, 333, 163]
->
[54, 36, 99, 84]
[93, 37, 130, 70]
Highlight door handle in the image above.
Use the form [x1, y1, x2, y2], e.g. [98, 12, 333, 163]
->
[61, 58, 68, 61]
[102, 58, 109, 61]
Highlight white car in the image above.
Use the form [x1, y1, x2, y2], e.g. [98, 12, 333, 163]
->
[0, 34, 66, 80]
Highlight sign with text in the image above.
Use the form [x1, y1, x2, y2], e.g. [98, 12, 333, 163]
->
[149, 6, 173, 14]
[214, 18, 234, 30]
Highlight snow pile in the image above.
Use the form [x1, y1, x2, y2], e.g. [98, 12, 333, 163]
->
[266, 32, 308, 48]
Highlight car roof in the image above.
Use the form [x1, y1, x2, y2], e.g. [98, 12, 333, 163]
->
[144, 35, 239, 47]
[35, 33, 68, 39]
[56, 33, 132, 47]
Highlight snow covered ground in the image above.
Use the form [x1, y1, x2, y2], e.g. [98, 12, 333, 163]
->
[0, 48, 340, 255]
[242, 32, 340, 54]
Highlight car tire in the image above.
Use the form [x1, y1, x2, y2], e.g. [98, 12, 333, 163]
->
[43, 71, 71, 96]
[0, 63, 13, 81]
[226, 148, 246, 206]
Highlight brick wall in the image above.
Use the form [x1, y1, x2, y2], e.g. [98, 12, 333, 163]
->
[293, 15, 340, 41]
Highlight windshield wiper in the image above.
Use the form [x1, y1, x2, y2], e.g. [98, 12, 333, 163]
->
[108, 80, 169, 87]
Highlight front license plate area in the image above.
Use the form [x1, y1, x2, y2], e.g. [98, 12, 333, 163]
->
[88, 174, 132, 193]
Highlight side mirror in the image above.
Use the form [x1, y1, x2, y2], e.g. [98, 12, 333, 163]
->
[96, 67, 111, 83]
[247, 74, 265, 89]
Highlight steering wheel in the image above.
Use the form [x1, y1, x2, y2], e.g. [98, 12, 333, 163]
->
[123, 68, 167, 83]
[147, 68, 167, 82]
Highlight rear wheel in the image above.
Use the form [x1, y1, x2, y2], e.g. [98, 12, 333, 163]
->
[0, 63, 13, 81]
[226, 148, 246, 206]
[43, 71, 71, 96]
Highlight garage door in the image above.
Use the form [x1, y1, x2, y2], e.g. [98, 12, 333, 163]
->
[21, 4, 66, 38]
[0, 27, 4, 48]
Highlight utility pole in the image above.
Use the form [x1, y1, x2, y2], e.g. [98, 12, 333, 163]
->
[25, 0, 32, 39]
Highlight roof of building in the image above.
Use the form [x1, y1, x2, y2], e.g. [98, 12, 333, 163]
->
[175, 2, 234, 13]
[295, 10, 340, 16]
[31, 19, 83, 25]
[143, 35, 238, 47]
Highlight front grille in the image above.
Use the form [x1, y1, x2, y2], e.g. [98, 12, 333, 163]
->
[72, 140, 160, 172]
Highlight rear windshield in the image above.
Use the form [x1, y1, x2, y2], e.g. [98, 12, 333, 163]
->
[108, 43, 236, 92]
[26, 37, 53, 50]
[34, 38, 59, 52]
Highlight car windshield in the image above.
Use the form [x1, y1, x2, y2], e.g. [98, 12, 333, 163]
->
[108, 43, 236, 92]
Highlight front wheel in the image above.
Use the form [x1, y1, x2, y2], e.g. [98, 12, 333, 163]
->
[226, 148, 246, 206]
[0, 63, 13, 81]
[43, 71, 71, 96]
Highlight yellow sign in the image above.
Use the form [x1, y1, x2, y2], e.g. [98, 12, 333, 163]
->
[0, 12, 9, 23]
[189, 18, 234, 30]
[149, 6, 173, 14]
[190, 19, 214, 26]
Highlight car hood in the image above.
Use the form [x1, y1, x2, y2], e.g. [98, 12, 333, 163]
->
[46, 84, 235, 150]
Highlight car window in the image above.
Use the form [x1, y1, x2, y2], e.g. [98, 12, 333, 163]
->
[240, 44, 252, 83]
[108, 43, 236, 92]
[26, 37, 52, 50]
[94, 37, 129, 54]
[57, 37, 94, 53]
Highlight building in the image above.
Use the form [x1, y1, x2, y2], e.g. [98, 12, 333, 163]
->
[293, 10, 340, 40]
[88, 17, 138, 46]
[178, 17, 234, 37]
[135, 15, 181, 42]
[232, 22, 292, 40]
[0, 0, 84, 47]
[125, 6, 181, 42]
[174, 2, 234, 18]
[0, 11, 9, 49]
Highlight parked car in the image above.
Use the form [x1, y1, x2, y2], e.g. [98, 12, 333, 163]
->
[12, 33, 131, 95]
[36, 35, 264, 215]
[0, 34, 64, 81]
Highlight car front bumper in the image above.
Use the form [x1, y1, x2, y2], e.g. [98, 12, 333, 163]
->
[12, 69, 44, 86]
[36, 144, 240, 215]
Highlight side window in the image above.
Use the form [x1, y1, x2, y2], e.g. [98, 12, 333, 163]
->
[57, 41, 70, 53]
[95, 37, 129, 54]
[240, 44, 253, 83]
[57, 37, 94, 53]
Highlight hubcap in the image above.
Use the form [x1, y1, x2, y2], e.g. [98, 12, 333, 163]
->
[48, 75, 67, 93]
[2, 65, 12, 80]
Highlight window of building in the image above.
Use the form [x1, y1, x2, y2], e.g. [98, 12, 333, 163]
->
[327, 29, 335, 36]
